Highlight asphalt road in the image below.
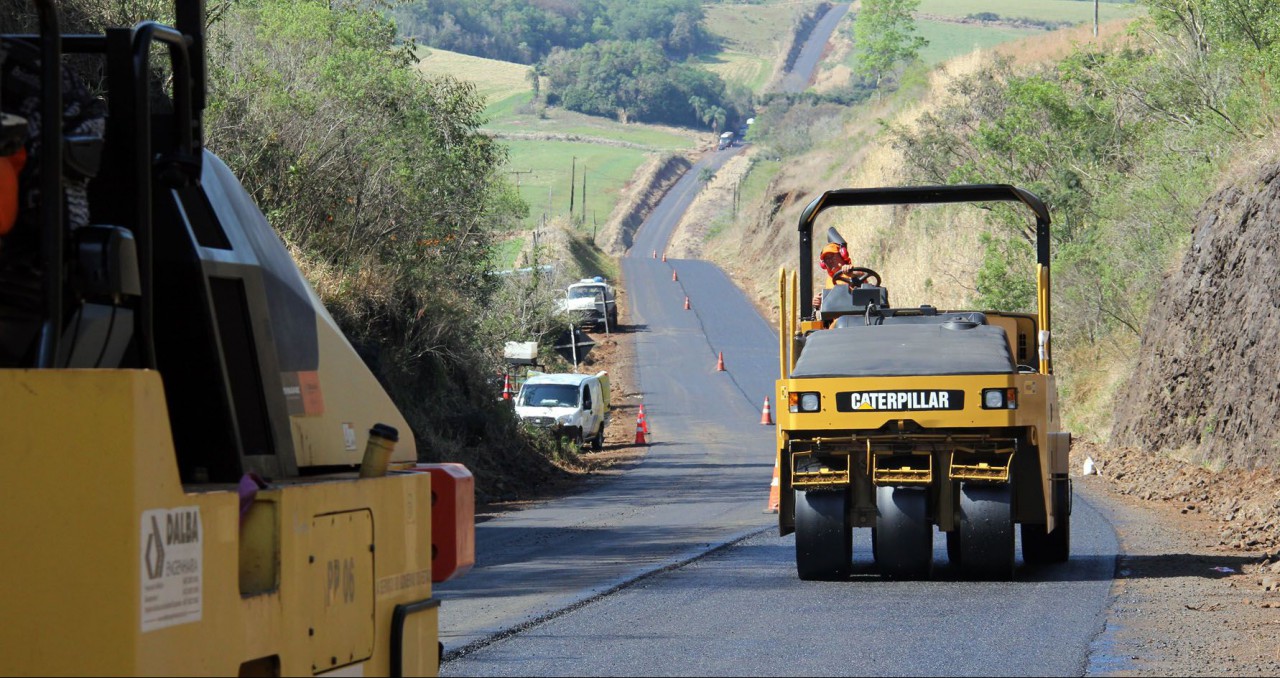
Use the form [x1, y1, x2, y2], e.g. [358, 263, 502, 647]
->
[778, 3, 852, 93]
[442, 167, 1122, 674]
[444, 514, 1117, 676]
[439, 9, 1122, 672]
[434, 146, 775, 656]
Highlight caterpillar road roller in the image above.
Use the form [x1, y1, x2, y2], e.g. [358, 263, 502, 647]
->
[0, 1, 473, 673]
[775, 186, 1071, 581]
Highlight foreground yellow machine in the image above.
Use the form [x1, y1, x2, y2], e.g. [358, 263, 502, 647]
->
[775, 186, 1071, 580]
[0, 2, 472, 674]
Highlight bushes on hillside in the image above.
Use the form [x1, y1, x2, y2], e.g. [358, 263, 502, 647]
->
[888, 0, 1280, 349]
[205, 1, 565, 472]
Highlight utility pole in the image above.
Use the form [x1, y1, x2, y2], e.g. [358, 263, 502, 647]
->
[508, 169, 532, 204]
[1094, 0, 1099, 37]
[580, 165, 587, 227]
[506, 167, 532, 188]
[569, 156, 576, 218]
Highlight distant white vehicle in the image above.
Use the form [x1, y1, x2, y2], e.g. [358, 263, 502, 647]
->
[558, 277, 618, 330]
[718, 130, 735, 150]
[515, 371, 610, 450]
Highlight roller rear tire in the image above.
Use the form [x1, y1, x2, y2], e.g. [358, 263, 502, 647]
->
[1022, 481, 1071, 564]
[958, 483, 1015, 580]
[795, 489, 852, 581]
[874, 486, 934, 580]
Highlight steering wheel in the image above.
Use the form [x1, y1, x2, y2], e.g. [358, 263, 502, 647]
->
[833, 266, 881, 287]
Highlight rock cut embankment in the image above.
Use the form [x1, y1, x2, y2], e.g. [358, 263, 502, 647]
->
[1112, 159, 1280, 471]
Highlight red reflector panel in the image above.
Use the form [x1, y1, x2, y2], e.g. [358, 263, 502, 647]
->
[410, 463, 475, 583]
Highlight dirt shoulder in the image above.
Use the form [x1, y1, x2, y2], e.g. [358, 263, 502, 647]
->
[1072, 441, 1280, 675]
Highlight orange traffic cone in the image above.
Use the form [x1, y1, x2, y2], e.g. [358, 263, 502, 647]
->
[760, 397, 773, 425]
[652, 249, 657, 259]
[716, 351, 725, 371]
[683, 296, 690, 310]
[662, 252, 667, 262]
[502, 374, 514, 401]
[634, 412, 647, 445]
[637, 404, 650, 434]
[764, 458, 780, 514]
[672, 270, 678, 282]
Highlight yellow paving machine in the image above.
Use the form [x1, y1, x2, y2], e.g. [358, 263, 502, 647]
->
[775, 186, 1071, 580]
[0, 1, 472, 673]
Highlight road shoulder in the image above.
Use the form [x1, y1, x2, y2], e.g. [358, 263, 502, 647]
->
[1075, 456, 1280, 675]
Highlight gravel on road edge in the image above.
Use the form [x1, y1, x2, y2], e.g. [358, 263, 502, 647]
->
[1074, 444, 1280, 676]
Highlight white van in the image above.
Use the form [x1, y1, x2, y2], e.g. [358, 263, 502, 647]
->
[514, 371, 610, 450]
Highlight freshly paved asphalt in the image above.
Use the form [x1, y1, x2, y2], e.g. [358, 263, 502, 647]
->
[435, 145, 774, 657]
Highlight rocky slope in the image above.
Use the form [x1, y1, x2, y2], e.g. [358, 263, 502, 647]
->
[1112, 157, 1280, 473]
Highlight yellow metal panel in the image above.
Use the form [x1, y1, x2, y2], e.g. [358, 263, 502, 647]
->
[0, 370, 157, 674]
[778, 374, 1034, 430]
[309, 511, 375, 673]
[0, 370, 441, 676]
[777, 267, 787, 382]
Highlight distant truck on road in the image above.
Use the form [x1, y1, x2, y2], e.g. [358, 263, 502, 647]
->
[558, 277, 618, 331]
[718, 131, 735, 150]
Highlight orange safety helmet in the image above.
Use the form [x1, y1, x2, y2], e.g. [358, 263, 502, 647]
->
[818, 242, 849, 272]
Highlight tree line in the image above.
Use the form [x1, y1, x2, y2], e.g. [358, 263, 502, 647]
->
[392, 0, 748, 130]
[392, 0, 714, 64]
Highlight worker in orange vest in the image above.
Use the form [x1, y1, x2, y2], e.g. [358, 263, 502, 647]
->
[812, 242, 868, 310]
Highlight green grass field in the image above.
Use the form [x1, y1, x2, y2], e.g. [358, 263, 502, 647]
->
[916, 0, 1139, 24]
[915, 19, 1041, 66]
[414, 47, 529, 105]
[414, 47, 699, 150]
[414, 46, 703, 243]
[492, 236, 525, 269]
[503, 140, 651, 235]
[698, 51, 773, 93]
[834, 0, 1141, 77]
[704, 1, 824, 57]
[482, 94, 700, 150]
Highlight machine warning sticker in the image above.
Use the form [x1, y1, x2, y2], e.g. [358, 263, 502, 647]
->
[140, 506, 203, 632]
[836, 390, 965, 412]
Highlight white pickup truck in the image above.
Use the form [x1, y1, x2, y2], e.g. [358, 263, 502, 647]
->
[558, 277, 618, 330]
[514, 371, 610, 450]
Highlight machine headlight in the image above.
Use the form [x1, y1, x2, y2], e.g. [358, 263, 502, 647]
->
[981, 388, 1018, 410]
[789, 392, 821, 413]
[557, 414, 575, 424]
